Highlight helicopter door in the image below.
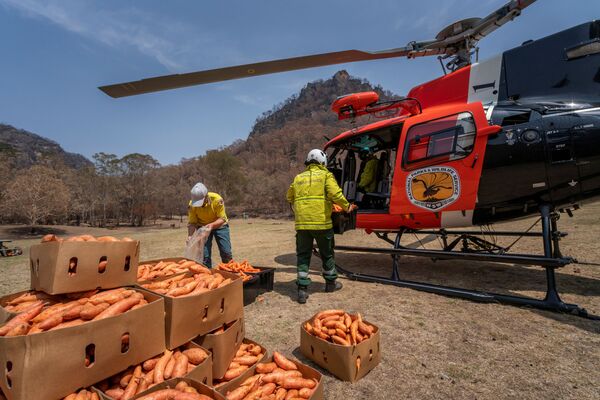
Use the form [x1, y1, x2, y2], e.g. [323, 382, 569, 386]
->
[392, 102, 501, 228]
[341, 151, 357, 201]
[543, 114, 582, 204]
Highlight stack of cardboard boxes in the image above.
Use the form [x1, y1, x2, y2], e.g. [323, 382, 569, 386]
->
[0, 240, 334, 400]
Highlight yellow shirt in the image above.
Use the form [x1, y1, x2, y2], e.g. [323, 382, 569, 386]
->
[188, 192, 228, 226]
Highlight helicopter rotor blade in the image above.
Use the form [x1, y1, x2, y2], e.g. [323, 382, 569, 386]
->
[99, 47, 412, 98]
[98, 0, 537, 98]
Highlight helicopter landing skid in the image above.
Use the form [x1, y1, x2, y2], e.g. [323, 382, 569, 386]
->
[327, 204, 598, 319]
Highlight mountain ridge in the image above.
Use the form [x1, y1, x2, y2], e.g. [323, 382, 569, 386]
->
[0, 123, 92, 169]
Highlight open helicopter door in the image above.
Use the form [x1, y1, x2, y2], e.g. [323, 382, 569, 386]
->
[391, 102, 501, 229]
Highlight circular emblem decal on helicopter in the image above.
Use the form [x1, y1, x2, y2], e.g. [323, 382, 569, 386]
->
[406, 166, 460, 211]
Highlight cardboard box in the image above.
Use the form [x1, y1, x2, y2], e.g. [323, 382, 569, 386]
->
[97, 342, 213, 398]
[128, 378, 226, 400]
[0, 290, 165, 400]
[216, 355, 324, 400]
[194, 318, 245, 379]
[300, 317, 381, 382]
[30, 240, 140, 294]
[138, 270, 244, 349]
[211, 338, 267, 393]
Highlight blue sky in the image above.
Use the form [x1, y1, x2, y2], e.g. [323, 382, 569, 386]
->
[0, 0, 598, 165]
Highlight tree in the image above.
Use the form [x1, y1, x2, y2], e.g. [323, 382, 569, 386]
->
[3, 165, 70, 225]
[119, 153, 160, 226]
[93, 152, 120, 227]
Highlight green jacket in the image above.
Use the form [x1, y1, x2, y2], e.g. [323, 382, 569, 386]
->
[358, 157, 378, 193]
[286, 164, 350, 230]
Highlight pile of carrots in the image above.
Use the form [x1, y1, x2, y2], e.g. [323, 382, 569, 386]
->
[62, 389, 100, 400]
[141, 271, 232, 297]
[224, 352, 317, 400]
[95, 345, 209, 399]
[0, 288, 148, 336]
[135, 381, 216, 400]
[213, 343, 265, 386]
[216, 261, 260, 282]
[138, 260, 211, 282]
[304, 309, 375, 346]
[41, 234, 135, 243]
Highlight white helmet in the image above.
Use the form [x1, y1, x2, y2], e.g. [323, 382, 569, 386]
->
[306, 149, 327, 165]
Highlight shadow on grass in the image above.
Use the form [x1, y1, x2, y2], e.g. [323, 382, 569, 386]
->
[274, 251, 600, 332]
[3, 226, 68, 239]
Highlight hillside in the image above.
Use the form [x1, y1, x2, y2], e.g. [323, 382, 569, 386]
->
[0, 123, 92, 169]
[226, 70, 401, 214]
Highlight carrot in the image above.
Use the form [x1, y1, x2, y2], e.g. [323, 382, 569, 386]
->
[153, 350, 173, 384]
[275, 388, 287, 400]
[350, 320, 359, 345]
[260, 383, 277, 396]
[164, 355, 177, 379]
[358, 321, 373, 336]
[226, 384, 253, 400]
[105, 388, 124, 398]
[331, 335, 351, 346]
[143, 357, 160, 371]
[273, 352, 297, 371]
[80, 302, 110, 320]
[223, 365, 249, 380]
[315, 309, 344, 320]
[256, 362, 277, 374]
[298, 388, 314, 398]
[218, 278, 232, 288]
[172, 353, 189, 378]
[6, 322, 29, 336]
[122, 365, 142, 400]
[49, 318, 85, 331]
[97, 236, 118, 242]
[0, 301, 43, 336]
[183, 348, 208, 364]
[93, 295, 142, 320]
[233, 355, 259, 366]
[281, 378, 316, 390]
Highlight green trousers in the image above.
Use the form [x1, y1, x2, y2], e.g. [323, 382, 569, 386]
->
[296, 229, 337, 287]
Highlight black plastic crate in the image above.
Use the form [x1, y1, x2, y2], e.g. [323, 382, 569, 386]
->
[243, 266, 275, 305]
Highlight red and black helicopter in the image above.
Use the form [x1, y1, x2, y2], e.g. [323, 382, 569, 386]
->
[99, 0, 600, 317]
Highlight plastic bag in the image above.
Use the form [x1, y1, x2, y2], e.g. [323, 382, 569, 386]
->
[184, 227, 211, 263]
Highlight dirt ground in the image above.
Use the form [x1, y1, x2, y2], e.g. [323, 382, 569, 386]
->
[1, 205, 599, 400]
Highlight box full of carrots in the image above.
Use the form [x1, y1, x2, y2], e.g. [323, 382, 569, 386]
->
[0, 288, 165, 400]
[30, 234, 140, 294]
[218, 351, 323, 400]
[194, 318, 245, 379]
[300, 309, 380, 382]
[137, 259, 243, 349]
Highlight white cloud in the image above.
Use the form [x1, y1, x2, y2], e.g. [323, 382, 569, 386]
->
[0, 0, 240, 72]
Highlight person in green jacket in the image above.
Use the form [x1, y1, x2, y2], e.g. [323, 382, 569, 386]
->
[286, 149, 357, 304]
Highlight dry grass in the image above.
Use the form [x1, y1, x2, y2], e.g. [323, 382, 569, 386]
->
[1, 205, 599, 400]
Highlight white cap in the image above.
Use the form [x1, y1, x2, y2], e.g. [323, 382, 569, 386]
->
[190, 182, 208, 207]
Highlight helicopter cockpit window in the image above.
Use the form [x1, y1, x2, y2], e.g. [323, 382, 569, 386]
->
[404, 112, 476, 166]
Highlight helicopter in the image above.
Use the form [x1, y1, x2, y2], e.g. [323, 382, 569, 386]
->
[99, 0, 600, 318]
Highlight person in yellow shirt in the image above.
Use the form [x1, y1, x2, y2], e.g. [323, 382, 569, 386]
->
[187, 182, 232, 267]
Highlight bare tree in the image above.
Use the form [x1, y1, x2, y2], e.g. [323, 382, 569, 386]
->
[3, 165, 70, 225]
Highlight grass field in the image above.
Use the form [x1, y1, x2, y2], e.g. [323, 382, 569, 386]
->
[1, 205, 599, 400]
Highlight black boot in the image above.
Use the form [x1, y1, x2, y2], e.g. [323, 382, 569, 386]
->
[297, 286, 309, 304]
[325, 280, 343, 293]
